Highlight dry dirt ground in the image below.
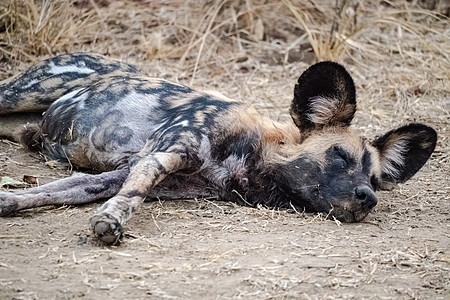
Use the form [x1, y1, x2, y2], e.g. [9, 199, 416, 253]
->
[0, 1, 449, 299]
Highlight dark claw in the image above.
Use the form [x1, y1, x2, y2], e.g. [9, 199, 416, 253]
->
[90, 213, 123, 245]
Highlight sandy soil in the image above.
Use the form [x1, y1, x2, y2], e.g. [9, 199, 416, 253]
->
[0, 1, 449, 299]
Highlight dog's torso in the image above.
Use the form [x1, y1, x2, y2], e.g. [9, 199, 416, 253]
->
[25, 70, 289, 205]
[39, 75, 241, 168]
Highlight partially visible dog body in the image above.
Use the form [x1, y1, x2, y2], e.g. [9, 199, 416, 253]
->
[0, 54, 437, 244]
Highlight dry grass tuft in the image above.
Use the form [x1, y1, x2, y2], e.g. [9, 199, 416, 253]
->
[0, 0, 98, 59]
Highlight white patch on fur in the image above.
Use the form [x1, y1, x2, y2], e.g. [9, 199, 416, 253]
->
[380, 139, 408, 178]
[22, 79, 40, 89]
[177, 120, 189, 127]
[48, 62, 94, 75]
[307, 96, 340, 124]
[52, 89, 87, 106]
[158, 120, 190, 136]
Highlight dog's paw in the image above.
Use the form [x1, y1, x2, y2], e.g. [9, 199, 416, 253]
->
[0, 193, 19, 216]
[90, 213, 123, 245]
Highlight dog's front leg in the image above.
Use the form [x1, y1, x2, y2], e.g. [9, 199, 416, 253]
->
[90, 151, 186, 244]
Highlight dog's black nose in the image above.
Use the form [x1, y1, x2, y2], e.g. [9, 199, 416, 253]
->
[355, 186, 377, 209]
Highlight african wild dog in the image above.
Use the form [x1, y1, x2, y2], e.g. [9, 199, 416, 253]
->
[0, 53, 437, 244]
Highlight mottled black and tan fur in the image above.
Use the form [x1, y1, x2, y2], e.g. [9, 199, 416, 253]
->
[0, 54, 437, 244]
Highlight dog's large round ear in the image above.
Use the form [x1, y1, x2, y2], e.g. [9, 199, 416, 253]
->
[372, 123, 437, 190]
[290, 61, 356, 137]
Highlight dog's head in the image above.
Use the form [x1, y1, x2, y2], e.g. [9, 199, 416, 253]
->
[274, 62, 437, 222]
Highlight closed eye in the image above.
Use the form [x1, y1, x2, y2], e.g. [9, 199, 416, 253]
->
[333, 146, 349, 168]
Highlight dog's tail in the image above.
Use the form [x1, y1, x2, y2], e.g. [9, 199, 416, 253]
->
[0, 53, 139, 146]
[0, 53, 139, 115]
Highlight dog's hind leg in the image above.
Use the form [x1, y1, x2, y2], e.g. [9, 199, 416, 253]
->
[0, 168, 128, 216]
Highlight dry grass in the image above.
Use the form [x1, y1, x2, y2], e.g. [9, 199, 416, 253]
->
[0, 0, 449, 299]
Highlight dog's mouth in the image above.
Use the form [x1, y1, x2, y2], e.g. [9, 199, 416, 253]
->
[328, 205, 371, 223]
